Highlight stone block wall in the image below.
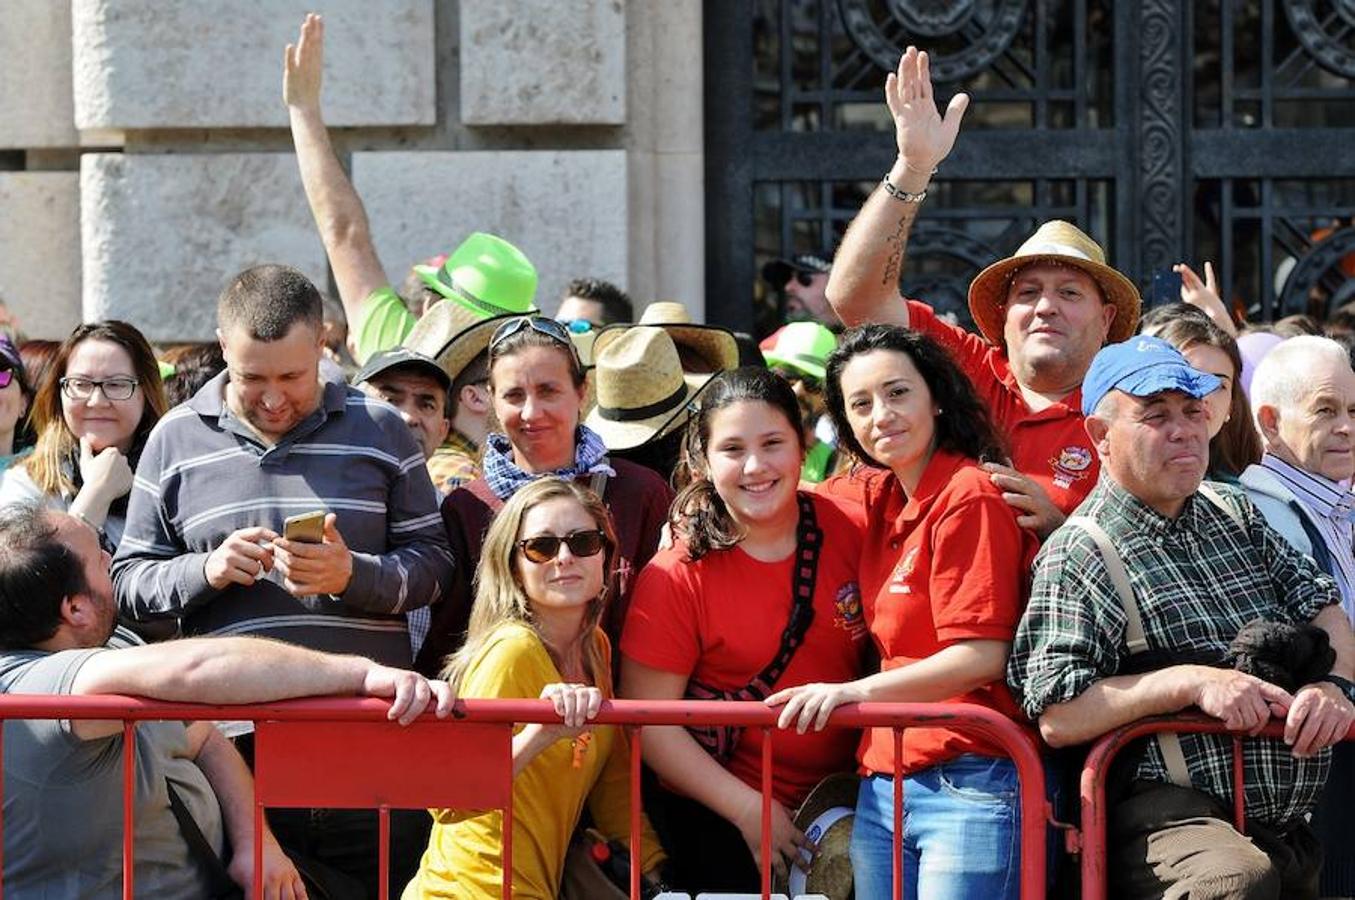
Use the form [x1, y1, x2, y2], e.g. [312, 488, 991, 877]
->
[2, 0, 703, 342]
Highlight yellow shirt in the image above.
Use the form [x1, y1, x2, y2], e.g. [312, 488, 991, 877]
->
[403, 623, 664, 899]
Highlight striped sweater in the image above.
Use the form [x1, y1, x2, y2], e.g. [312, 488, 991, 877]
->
[112, 372, 454, 667]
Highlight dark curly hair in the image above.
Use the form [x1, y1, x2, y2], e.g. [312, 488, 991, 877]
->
[672, 367, 804, 560]
[824, 324, 1006, 469]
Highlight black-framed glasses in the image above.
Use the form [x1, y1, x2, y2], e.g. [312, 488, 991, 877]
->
[517, 529, 607, 564]
[793, 271, 815, 287]
[59, 376, 139, 402]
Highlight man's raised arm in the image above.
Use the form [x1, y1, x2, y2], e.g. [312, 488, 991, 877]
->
[826, 46, 968, 328]
[284, 13, 394, 337]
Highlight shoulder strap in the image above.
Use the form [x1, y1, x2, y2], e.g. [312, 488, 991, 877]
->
[746, 493, 821, 697]
[1198, 482, 1244, 529]
[588, 470, 610, 498]
[1065, 516, 1192, 788]
[1067, 516, 1146, 654]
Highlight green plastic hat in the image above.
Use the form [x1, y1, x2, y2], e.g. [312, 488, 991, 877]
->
[413, 232, 539, 318]
[762, 321, 837, 381]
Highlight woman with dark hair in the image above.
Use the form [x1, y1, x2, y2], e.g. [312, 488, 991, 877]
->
[1140, 305, 1262, 481]
[0, 321, 167, 549]
[620, 367, 867, 892]
[767, 324, 1039, 900]
[414, 316, 672, 676]
[0, 335, 32, 467]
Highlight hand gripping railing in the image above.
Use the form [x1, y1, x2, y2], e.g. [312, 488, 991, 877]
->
[0, 696, 1050, 900]
[1077, 714, 1354, 900]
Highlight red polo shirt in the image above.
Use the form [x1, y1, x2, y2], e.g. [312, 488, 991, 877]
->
[621, 493, 868, 807]
[908, 300, 1099, 514]
[852, 450, 1040, 775]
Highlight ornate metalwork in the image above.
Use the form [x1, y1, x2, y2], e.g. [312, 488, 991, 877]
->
[837, 0, 1028, 81]
[1279, 226, 1355, 317]
[1137, 0, 1184, 277]
[1283, 0, 1355, 79]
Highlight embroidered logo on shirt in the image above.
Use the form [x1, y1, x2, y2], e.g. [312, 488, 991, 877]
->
[887, 547, 919, 595]
[571, 731, 594, 769]
[1050, 445, 1093, 489]
[833, 582, 868, 640]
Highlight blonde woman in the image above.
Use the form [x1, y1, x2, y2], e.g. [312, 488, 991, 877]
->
[404, 477, 666, 899]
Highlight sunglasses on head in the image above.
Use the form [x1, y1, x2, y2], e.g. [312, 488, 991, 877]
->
[517, 529, 607, 564]
[491, 316, 574, 351]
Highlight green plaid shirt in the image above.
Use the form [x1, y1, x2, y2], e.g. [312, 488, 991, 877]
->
[1008, 478, 1341, 828]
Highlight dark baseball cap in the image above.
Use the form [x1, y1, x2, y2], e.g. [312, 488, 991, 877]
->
[353, 348, 450, 392]
[762, 254, 833, 287]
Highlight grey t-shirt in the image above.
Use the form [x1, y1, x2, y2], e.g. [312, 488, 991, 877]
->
[0, 647, 224, 898]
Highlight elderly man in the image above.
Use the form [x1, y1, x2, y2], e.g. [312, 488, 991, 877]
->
[1, 506, 450, 898]
[826, 47, 1141, 537]
[1009, 336, 1355, 899]
[1242, 335, 1355, 896]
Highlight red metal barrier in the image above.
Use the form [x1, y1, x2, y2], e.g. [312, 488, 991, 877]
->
[0, 696, 1051, 900]
[1077, 714, 1352, 900]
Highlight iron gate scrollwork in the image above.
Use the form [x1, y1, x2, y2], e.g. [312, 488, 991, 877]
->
[704, 0, 1355, 336]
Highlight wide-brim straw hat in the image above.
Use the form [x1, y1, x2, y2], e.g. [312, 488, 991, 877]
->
[403, 307, 515, 384]
[594, 302, 740, 376]
[967, 220, 1141, 346]
[584, 326, 710, 451]
[773, 773, 859, 900]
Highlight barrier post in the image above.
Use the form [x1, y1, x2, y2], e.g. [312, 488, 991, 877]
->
[629, 726, 642, 900]
[892, 727, 903, 900]
[761, 730, 773, 900]
[121, 723, 135, 900]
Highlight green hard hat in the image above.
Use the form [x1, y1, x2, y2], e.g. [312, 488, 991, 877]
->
[762, 321, 837, 381]
[413, 232, 539, 318]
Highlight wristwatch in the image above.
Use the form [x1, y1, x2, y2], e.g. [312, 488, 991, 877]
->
[1319, 673, 1355, 704]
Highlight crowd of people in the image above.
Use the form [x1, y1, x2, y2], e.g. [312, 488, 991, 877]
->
[3, 21, 1355, 900]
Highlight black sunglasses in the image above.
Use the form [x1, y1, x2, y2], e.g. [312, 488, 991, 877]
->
[793, 271, 815, 287]
[517, 529, 607, 564]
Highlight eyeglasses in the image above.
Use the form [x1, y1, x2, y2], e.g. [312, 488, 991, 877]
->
[0, 369, 14, 390]
[517, 529, 607, 564]
[59, 376, 139, 402]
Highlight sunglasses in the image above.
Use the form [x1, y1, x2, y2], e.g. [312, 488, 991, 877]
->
[0, 368, 13, 390]
[491, 316, 574, 351]
[793, 271, 815, 287]
[517, 529, 607, 564]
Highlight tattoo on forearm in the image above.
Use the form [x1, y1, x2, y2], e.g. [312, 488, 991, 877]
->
[881, 212, 915, 288]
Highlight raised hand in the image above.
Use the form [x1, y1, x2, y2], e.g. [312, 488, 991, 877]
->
[1174, 261, 1237, 336]
[885, 46, 970, 174]
[283, 13, 324, 112]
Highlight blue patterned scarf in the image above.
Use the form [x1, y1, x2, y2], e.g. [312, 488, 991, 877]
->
[481, 425, 616, 500]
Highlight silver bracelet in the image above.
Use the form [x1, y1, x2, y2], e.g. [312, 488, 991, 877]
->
[881, 174, 927, 204]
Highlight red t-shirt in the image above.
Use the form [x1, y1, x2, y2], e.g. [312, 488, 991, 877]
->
[620, 493, 868, 807]
[852, 450, 1041, 775]
[909, 300, 1100, 514]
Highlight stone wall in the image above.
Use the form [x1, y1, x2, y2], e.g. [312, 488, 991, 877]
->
[1, 0, 704, 341]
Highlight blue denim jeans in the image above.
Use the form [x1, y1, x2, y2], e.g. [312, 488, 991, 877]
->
[850, 754, 1020, 900]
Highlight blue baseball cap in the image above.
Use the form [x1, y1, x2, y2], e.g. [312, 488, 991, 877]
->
[1081, 336, 1222, 418]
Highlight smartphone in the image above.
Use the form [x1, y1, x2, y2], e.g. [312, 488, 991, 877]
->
[1151, 268, 1184, 307]
[283, 510, 326, 543]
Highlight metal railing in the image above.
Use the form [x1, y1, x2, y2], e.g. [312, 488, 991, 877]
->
[0, 696, 1052, 900]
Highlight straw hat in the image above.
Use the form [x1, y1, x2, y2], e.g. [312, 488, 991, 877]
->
[584, 327, 708, 451]
[774, 773, 859, 900]
[595, 302, 740, 376]
[967, 220, 1141, 346]
[404, 311, 515, 385]
[413, 232, 539, 318]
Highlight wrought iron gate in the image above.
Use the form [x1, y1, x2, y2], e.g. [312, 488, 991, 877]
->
[704, 0, 1355, 336]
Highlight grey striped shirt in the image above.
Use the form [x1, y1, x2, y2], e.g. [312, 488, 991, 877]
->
[112, 372, 454, 667]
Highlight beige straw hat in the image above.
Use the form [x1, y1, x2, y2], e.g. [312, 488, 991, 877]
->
[967, 220, 1141, 346]
[774, 773, 859, 900]
[584, 326, 709, 451]
[594, 301, 739, 376]
[403, 308, 513, 384]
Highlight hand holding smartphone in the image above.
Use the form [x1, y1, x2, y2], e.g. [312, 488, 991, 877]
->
[282, 510, 326, 544]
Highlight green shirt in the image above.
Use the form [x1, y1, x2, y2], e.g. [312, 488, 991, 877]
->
[352, 285, 416, 365]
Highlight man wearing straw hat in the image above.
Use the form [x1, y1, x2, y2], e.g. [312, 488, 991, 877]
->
[826, 47, 1140, 538]
[284, 14, 538, 366]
